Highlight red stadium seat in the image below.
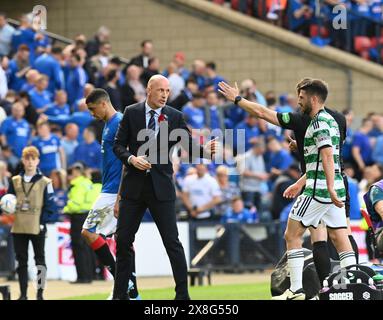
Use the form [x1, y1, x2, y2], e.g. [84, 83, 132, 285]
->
[310, 25, 329, 38]
[231, 0, 239, 10]
[354, 36, 372, 53]
[370, 37, 377, 48]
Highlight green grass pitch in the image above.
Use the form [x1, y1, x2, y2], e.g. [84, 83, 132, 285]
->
[65, 282, 271, 300]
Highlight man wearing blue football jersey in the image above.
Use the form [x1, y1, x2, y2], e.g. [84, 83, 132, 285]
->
[81, 89, 140, 300]
[31, 121, 66, 177]
[0, 102, 31, 158]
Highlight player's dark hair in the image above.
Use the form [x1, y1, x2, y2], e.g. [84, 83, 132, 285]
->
[85, 88, 111, 105]
[296, 78, 328, 103]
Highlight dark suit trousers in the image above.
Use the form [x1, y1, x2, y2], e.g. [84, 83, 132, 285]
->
[113, 173, 189, 299]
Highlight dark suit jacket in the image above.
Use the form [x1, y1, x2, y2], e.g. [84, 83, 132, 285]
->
[113, 102, 206, 201]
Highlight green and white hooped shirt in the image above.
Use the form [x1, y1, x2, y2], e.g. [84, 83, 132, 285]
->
[303, 109, 346, 203]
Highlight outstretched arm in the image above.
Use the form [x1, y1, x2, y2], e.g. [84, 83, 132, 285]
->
[218, 81, 279, 126]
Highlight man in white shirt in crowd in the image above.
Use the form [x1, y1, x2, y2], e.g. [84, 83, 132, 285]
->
[182, 163, 222, 220]
[236, 138, 269, 210]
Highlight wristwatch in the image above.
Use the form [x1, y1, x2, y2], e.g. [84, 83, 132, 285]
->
[234, 95, 242, 105]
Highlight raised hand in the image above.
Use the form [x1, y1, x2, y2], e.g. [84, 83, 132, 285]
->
[218, 81, 240, 103]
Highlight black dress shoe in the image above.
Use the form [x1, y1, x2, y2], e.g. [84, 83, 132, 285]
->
[17, 295, 28, 300]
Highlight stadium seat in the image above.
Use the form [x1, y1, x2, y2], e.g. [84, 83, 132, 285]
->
[354, 36, 372, 53]
[370, 36, 383, 48]
[310, 25, 329, 38]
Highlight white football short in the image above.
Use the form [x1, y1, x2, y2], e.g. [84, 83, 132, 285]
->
[288, 195, 347, 229]
[82, 193, 118, 237]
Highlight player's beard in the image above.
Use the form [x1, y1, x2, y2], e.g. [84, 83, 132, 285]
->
[302, 101, 312, 115]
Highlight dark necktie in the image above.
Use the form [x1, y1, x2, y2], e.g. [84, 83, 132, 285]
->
[148, 109, 156, 133]
[146, 110, 156, 159]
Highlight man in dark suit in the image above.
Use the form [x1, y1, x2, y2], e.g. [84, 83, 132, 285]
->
[112, 75, 218, 300]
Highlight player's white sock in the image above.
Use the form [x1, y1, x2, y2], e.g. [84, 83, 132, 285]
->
[339, 251, 356, 268]
[287, 249, 304, 292]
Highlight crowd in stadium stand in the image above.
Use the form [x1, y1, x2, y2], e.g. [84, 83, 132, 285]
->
[0, 11, 383, 233]
[211, 0, 383, 63]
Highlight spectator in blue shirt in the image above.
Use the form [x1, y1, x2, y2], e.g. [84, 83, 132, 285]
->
[11, 15, 37, 62]
[182, 92, 206, 129]
[190, 60, 207, 90]
[221, 197, 258, 224]
[7, 44, 30, 92]
[34, 33, 51, 59]
[276, 93, 296, 113]
[47, 98, 93, 140]
[267, 136, 293, 178]
[60, 123, 79, 168]
[28, 74, 52, 113]
[344, 164, 361, 220]
[287, 0, 314, 36]
[205, 62, 226, 92]
[233, 114, 260, 154]
[240, 79, 267, 107]
[72, 126, 102, 170]
[0, 102, 31, 158]
[204, 91, 225, 130]
[32, 121, 66, 177]
[44, 90, 70, 117]
[34, 47, 64, 95]
[20, 69, 40, 93]
[352, 118, 374, 180]
[369, 0, 383, 28]
[64, 53, 88, 106]
[368, 113, 383, 138]
[224, 103, 247, 129]
[48, 169, 68, 222]
[342, 108, 354, 163]
[372, 135, 383, 165]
